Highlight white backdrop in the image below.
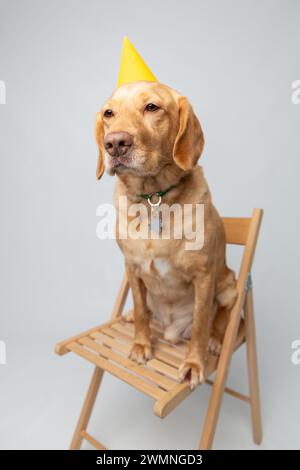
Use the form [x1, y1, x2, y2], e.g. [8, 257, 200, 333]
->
[0, 0, 299, 449]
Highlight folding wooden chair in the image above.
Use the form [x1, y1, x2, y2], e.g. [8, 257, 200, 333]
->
[55, 208, 263, 450]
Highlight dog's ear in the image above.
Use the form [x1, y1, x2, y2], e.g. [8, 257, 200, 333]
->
[95, 112, 105, 180]
[173, 97, 204, 171]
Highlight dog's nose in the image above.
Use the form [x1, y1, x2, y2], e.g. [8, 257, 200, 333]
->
[104, 131, 133, 157]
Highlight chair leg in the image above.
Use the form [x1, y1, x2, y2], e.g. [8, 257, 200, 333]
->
[244, 288, 263, 445]
[199, 346, 237, 450]
[199, 314, 243, 449]
[70, 366, 104, 450]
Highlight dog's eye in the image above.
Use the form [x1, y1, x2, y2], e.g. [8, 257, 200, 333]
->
[104, 109, 114, 118]
[145, 103, 160, 112]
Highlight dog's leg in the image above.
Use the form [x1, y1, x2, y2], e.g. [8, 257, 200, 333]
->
[178, 272, 214, 389]
[126, 265, 152, 364]
[209, 270, 238, 355]
[208, 306, 230, 356]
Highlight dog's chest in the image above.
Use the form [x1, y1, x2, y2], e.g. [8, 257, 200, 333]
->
[128, 239, 176, 278]
[139, 255, 174, 281]
[122, 237, 191, 293]
[116, 198, 195, 293]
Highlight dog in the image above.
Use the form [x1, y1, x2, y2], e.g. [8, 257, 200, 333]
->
[95, 81, 237, 389]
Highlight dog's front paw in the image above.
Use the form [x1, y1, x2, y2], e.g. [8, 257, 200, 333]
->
[129, 342, 152, 365]
[178, 358, 205, 390]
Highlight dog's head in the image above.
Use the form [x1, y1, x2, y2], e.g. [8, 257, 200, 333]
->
[95, 81, 204, 179]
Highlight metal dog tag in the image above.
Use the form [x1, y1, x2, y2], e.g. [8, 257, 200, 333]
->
[150, 211, 161, 234]
[148, 195, 162, 236]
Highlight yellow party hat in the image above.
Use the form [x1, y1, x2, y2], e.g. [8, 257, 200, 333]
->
[117, 36, 157, 88]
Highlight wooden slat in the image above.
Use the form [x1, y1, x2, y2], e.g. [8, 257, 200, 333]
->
[222, 217, 251, 245]
[92, 330, 129, 354]
[101, 325, 186, 361]
[96, 328, 180, 379]
[205, 379, 250, 403]
[147, 358, 178, 380]
[151, 338, 186, 360]
[113, 321, 135, 336]
[80, 336, 175, 390]
[153, 382, 193, 418]
[55, 318, 119, 356]
[101, 325, 133, 344]
[114, 317, 189, 354]
[112, 322, 186, 363]
[119, 317, 190, 355]
[151, 325, 188, 353]
[93, 329, 180, 378]
[81, 431, 107, 450]
[67, 341, 164, 400]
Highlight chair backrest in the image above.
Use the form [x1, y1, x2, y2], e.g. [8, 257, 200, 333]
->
[222, 209, 263, 248]
[218, 209, 263, 364]
[222, 209, 263, 294]
[222, 217, 251, 246]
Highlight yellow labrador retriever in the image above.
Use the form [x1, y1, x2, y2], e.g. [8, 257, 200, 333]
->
[96, 81, 237, 389]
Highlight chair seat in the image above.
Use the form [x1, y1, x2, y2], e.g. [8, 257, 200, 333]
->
[56, 312, 245, 418]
